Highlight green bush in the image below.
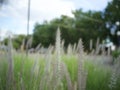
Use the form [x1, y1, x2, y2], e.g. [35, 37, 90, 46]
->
[112, 49, 120, 59]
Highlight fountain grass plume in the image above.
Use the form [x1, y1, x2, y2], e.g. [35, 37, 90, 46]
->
[44, 46, 53, 73]
[62, 62, 73, 90]
[77, 38, 87, 90]
[26, 36, 33, 51]
[55, 27, 61, 80]
[40, 27, 62, 90]
[67, 44, 73, 56]
[89, 39, 93, 51]
[20, 39, 25, 52]
[61, 40, 65, 55]
[95, 38, 100, 55]
[73, 43, 77, 54]
[6, 35, 14, 90]
[35, 43, 41, 53]
[77, 39, 84, 54]
[108, 56, 120, 90]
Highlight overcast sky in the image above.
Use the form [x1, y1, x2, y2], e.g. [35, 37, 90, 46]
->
[0, 0, 112, 36]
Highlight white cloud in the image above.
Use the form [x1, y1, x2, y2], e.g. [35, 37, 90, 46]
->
[64, 0, 112, 11]
[0, 0, 75, 34]
[21, 0, 75, 21]
[3, 0, 75, 20]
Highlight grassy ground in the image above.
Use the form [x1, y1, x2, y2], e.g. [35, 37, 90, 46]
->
[0, 53, 120, 90]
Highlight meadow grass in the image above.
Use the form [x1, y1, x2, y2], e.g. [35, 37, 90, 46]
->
[0, 30, 120, 90]
[62, 55, 114, 90]
[0, 52, 120, 90]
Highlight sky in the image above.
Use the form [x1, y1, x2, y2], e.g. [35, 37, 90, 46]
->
[0, 0, 112, 38]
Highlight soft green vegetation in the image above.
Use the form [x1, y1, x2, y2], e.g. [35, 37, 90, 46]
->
[112, 49, 120, 59]
[32, 0, 120, 49]
[1, 0, 120, 89]
[0, 53, 120, 90]
[1, 21, 120, 90]
[85, 61, 111, 90]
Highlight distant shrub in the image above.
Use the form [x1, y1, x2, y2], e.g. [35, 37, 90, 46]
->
[112, 49, 120, 59]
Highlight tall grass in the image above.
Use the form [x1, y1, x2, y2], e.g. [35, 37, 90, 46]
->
[0, 28, 120, 90]
[1, 52, 120, 90]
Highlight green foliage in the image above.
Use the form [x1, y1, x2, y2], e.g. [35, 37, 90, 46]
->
[2, 38, 8, 45]
[72, 10, 106, 49]
[2, 34, 26, 49]
[1, 54, 120, 90]
[33, 22, 55, 47]
[32, 0, 120, 50]
[104, 0, 120, 44]
[13, 35, 27, 49]
[85, 61, 111, 90]
[105, 0, 120, 24]
[112, 49, 120, 59]
[0, 56, 8, 90]
[33, 11, 106, 50]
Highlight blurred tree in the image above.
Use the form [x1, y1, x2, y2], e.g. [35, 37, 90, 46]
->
[13, 35, 26, 50]
[104, 0, 120, 45]
[72, 9, 106, 49]
[3, 34, 26, 50]
[33, 7, 118, 51]
[33, 15, 76, 48]
[33, 11, 106, 51]
[33, 22, 52, 47]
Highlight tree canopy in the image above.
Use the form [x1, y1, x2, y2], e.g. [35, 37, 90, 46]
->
[2, 34, 26, 50]
[104, 0, 120, 45]
[2, 0, 119, 50]
[32, 0, 120, 50]
[33, 10, 106, 50]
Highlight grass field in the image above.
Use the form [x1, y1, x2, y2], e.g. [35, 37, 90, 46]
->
[0, 53, 120, 90]
[0, 29, 120, 90]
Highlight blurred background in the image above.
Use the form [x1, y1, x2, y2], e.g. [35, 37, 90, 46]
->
[0, 0, 120, 51]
